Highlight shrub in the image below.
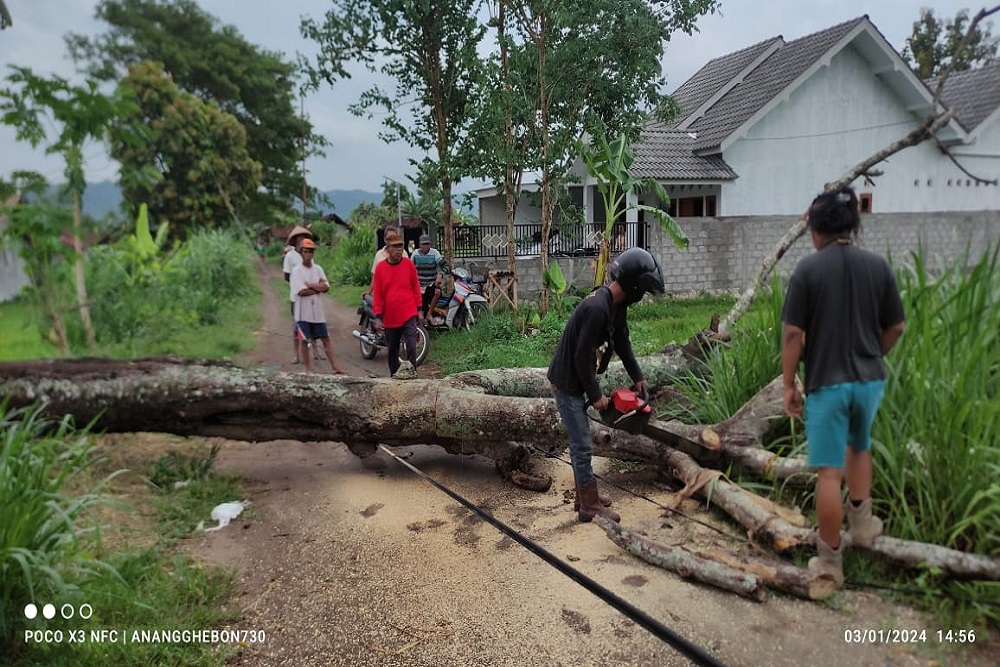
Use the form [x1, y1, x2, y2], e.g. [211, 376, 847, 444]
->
[0, 403, 119, 650]
[326, 222, 376, 287]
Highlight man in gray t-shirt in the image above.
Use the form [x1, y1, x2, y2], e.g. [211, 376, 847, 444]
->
[781, 187, 905, 587]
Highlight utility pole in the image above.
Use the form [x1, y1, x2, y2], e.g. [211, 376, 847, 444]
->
[300, 93, 308, 220]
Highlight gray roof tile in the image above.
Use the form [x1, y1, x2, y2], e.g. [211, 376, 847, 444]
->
[926, 63, 1000, 132]
[672, 37, 782, 126]
[632, 125, 738, 180]
[686, 17, 867, 152]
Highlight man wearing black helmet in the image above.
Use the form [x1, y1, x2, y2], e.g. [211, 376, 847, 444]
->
[547, 248, 665, 523]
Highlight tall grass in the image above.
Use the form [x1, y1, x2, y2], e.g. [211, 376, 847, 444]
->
[0, 403, 120, 650]
[662, 279, 785, 425]
[874, 247, 1000, 555]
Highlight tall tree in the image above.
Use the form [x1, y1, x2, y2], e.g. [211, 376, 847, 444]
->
[902, 7, 999, 78]
[66, 0, 319, 218]
[301, 0, 485, 265]
[111, 61, 261, 239]
[1, 67, 140, 348]
[465, 0, 539, 275]
[501, 0, 718, 311]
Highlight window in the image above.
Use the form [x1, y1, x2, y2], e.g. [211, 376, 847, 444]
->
[859, 193, 872, 214]
[670, 196, 715, 217]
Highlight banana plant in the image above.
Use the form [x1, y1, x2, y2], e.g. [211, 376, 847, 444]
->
[579, 131, 689, 286]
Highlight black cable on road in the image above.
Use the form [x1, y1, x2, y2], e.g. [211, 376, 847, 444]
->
[379, 445, 729, 667]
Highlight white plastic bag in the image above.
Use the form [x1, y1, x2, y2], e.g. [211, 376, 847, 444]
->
[204, 500, 250, 532]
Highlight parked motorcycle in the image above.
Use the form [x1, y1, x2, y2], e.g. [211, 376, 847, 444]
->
[426, 267, 489, 331]
[353, 294, 429, 365]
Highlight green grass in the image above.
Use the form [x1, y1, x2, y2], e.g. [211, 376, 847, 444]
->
[0, 297, 60, 361]
[414, 289, 742, 375]
[0, 404, 118, 649]
[5, 408, 243, 667]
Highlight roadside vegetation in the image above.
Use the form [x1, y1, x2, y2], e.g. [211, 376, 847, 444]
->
[662, 246, 1000, 629]
[2, 404, 240, 667]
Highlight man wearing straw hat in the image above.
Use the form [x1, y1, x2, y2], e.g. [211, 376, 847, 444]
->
[283, 224, 313, 364]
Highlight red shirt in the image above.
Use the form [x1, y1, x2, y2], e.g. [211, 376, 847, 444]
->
[372, 257, 422, 328]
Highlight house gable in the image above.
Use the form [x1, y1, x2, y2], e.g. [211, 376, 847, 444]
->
[715, 17, 966, 154]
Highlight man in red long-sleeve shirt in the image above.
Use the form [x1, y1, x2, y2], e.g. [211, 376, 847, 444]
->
[372, 229, 423, 377]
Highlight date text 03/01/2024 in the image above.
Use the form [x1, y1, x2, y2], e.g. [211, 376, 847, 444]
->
[843, 628, 977, 644]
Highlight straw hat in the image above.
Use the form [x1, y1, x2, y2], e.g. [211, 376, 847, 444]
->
[288, 225, 313, 245]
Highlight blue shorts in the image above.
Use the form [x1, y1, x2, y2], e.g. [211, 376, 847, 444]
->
[805, 380, 886, 468]
[297, 321, 329, 341]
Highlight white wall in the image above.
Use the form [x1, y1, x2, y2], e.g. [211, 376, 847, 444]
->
[724, 46, 1000, 214]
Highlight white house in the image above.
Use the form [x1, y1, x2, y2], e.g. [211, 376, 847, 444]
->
[479, 15, 1000, 226]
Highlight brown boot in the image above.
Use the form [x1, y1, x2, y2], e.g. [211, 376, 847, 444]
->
[807, 536, 844, 586]
[573, 481, 612, 511]
[577, 481, 620, 523]
[846, 498, 883, 547]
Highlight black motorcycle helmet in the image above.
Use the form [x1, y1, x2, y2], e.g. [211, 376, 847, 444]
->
[609, 248, 665, 305]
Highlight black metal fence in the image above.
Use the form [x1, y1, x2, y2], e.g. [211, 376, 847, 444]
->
[451, 221, 648, 259]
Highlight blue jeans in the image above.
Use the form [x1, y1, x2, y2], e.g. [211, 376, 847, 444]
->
[554, 390, 595, 487]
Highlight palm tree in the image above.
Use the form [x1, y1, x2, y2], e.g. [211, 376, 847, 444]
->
[1, 1, 12, 30]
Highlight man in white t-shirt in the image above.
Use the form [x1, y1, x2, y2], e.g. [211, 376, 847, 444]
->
[282, 225, 312, 364]
[290, 239, 345, 374]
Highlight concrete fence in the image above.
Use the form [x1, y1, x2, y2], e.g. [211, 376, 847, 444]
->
[454, 210, 1000, 301]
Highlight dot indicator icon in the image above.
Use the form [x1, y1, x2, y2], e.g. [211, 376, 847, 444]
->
[42, 604, 56, 620]
[24, 604, 38, 619]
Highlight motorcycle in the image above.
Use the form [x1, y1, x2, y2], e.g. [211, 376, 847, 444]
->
[425, 267, 489, 331]
[353, 294, 430, 365]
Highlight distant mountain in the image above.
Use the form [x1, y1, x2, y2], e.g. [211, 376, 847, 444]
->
[320, 189, 382, 217]
[82, 181, 123, 219]
[65, 182, 472, 221]
[73, 181, 382, 220]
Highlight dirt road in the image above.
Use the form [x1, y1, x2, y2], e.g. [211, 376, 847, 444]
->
[189, 260, 995, 666]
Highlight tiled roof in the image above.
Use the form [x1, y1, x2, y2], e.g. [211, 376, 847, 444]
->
[634, 17, 872, 180]
[926, 63, 1000, 132]
[685, 17, 867, 152]
[671, 37, 782, 126]
[632, 123, 738, 180]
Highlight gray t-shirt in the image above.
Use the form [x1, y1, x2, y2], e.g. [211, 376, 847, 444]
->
[782, 242, 905, 394]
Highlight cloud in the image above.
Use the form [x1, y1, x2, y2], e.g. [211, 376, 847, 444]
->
[0, 0, 977, 192]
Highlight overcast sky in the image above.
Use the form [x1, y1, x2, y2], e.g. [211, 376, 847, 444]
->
[0, 0, 983, 194]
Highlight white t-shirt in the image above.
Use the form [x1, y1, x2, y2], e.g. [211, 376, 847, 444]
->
[290, 263, 329, 323]
[283, 249, 303, 303]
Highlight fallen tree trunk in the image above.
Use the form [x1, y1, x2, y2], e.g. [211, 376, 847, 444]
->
[0, 358, 565, 449]
[597, 516, 837, 601]
[3, 358, 998, 581]
[596, 516, 767, 602]
[441, 347, 692, 398]
[690, 545, 837, 601]
[636, 441, 1000, 580]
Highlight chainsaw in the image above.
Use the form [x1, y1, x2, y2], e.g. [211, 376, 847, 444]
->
[591, 386, 722, 463]
[595, 387, 652, 435]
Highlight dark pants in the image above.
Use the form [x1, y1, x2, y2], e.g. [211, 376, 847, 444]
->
[421, 284, 438, 316]
[385, 316, 418, 376]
